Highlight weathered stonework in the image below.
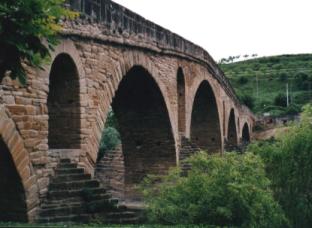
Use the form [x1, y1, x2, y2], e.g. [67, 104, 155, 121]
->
[0, 0, 255, 222]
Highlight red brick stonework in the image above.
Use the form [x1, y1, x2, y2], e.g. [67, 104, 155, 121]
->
[0, 0, 256, 222]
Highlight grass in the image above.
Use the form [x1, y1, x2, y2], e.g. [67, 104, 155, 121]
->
[219, 54, 312, 115]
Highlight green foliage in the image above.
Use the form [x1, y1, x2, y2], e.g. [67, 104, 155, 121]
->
[0, 0, 78, 84]
[294, 72, 312, 90]
[142, 152, 287, 227]
[248, 104, 312, 227]
[238, 76, 248, 85]
[97, 109, 121, 161]
[239, 93, 255, 109]
[274, 93, 287, 107]
[98, 127, 120, 161]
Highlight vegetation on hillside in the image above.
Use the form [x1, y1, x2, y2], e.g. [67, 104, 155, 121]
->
[0, 0, 78, 84]
[219, 54, 312, 116]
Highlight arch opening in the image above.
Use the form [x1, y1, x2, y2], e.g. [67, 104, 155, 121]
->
[97, 66, 176, 201]
[177, 68, 186, 134]
[226, 109, 238, 150]
[191, 81, 222, 152]
[48, 53, 80, 149]
[242, 123, 250, 144]
[0, 138, 27, 222]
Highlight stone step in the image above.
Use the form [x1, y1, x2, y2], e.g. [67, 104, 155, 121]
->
[49, 180, 99, 191]
[42, 193, 112, 209]
[57, 163, 78, 169]
[40, 204, 86, 217]
[41, 200, 82, 209]
[48, 187, 107, 200]
[53, 173, 92, 183]
[55, 168, 84, 175]
[37, 214, 90, 223]
[105, 211, 137, 219]
[104, 216, 141, 224]
[59, 159, 71, 164]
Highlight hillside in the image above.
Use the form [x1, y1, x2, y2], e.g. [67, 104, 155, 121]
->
[220, 54, 312, 116]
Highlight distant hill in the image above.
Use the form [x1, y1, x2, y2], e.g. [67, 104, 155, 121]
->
[220, 54, 312, 116]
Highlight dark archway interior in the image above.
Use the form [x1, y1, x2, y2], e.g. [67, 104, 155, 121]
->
[0, 138, 27, 222]
[242, 123, 250, 143]
[227, 109, 238, 148]
[112, 66, 176, 200]
[191, 81, 222, 152]
[177, 68, 186, 134]
[48, 54, 80, 149]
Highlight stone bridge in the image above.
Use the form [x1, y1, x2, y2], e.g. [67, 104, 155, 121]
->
[0, 0, 255, 222]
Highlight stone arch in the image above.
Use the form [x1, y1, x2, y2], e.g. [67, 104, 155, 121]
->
[177, 67, 186, 135]
[0, 138, 27, 222]
[242, 122, 250, 143]
[0, 106, 39, 222]
[226, 108, 238, 150]
[47, 53, 80, 149]
[104, 65, 176, 201]
[190, 80, 222, 152]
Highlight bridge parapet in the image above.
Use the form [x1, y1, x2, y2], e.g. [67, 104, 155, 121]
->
[66, 0, 243, 107]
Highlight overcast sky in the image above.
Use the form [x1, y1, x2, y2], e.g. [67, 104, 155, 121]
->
[112, 0, 312, 61]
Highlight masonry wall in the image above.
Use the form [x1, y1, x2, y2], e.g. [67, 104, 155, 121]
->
[0, 10, 255, 220]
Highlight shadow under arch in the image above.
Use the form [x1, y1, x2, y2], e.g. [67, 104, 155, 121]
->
[0, 138, 27, 222]
[109, 65, 176, 201]
[48, 53, 80, 149]
[177, 67, 186, 135]
[190, 80, 222, 152]
[242, 123, 250, 144]
[226, 109, 238, 150]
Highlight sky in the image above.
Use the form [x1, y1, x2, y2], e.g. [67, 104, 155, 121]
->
[112, 0, 312, 61]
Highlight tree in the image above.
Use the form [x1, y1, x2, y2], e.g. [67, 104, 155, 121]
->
[274, 94, 287, 107]
[98, 127, 121, 161]
[239, 93, 255, 109]
[0, 0, 78, 84]
[142, 152, 288, 227]
[248, 104, 312, 227]
[238, 76, 248, 85]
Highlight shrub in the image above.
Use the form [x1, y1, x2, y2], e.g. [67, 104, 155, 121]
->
[294, 72, 311, 90]
[238, 76, 248, 85]
[248, 104, 312, 227]
[142, 152, 287, 227]
[278, 72, 288, 82]
[239, 94, 255, 109]
[274, 94, 287, 107]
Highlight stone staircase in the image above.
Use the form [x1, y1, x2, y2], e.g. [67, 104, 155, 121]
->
[179, 137, 200, 173]
[37, 159, 144, 224]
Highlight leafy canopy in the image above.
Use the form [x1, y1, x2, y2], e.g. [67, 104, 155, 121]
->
[0, 0, 78, 84]
[142, 152, 287, 227]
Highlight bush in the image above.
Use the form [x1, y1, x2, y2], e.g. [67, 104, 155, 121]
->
[274, 94, 287, 107]
[278, 72, 288, 82]
[239, 94, 255, 109]
[142, 152, 287, 227]
[294, 72, 311, 90]
[238, 76, 248, 85]
[285, 103, 301, 115]
[248, 104, 312, 227]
